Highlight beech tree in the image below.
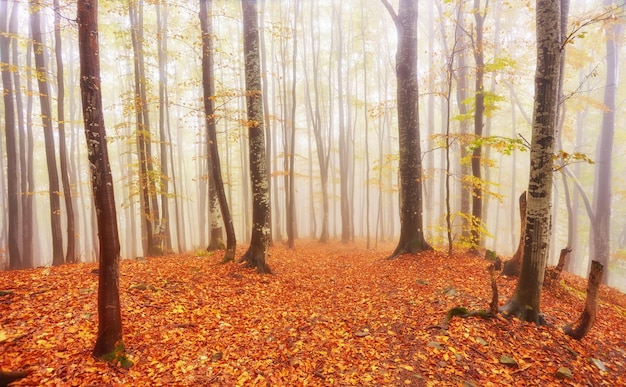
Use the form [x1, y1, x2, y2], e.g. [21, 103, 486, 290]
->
[500, 0, 561, 323]
[239, 0, 271, 273]
[77, 0, 126, 361]
[200, 0, 236, 262]
[382, 0, 431, 258]
[1, 0, 20, 269]
[30, 0, 64, 266]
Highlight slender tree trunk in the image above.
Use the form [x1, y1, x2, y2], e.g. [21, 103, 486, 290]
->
[469, 0, 487, 251]
[200, 0, 236, 262]
[259, 0, 273, 245]
[54, 0, 76, 264]
[30, 0, 64, 266]
[129, 0, 157, 256]
[361, 0, 371, 248]
[78, 0, 125, 360]
[1, 0, 21, 269]
[156, 1, 172, 253]
[590, 0, 622, 284]
[335, 1, 350, 244]
[286, 0, 299, 249]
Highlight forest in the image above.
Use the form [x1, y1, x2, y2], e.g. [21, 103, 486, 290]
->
[1, 0, 626, 385]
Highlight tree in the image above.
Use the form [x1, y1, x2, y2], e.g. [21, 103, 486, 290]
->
[381, 0, 432, 258]
[239, 0, 271, 273]
[30, 0, 64, 266]
[200, 0, 236, 262]
[77, 0, 127, 363]
[469, 0, 488, 250]
[129, 0, 160, 257]
[1, 0, 20, 269]
[500, 0, 561, 323]
[156, 0, 173, 253]
[54, 0, 77, 264]
[590, 0, 623, 283]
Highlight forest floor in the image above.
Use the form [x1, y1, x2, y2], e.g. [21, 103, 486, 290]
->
[1, 240, 626, 386]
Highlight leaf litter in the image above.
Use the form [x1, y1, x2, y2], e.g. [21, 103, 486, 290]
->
[1, 240, 625, 386]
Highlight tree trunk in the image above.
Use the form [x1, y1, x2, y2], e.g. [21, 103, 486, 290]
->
[590, 0, 622, 284]
[30, 1, 64, 267]
[10, 2, 32, 268]
[54, 0, 76, 264]
[200, 0, 236, 262]
[382, 0, 431, 258]
[156, 1, 173, 254]
[469, 0, 487, 251]
[78, 0, 125, 360]
[564, 260, 603, 340]
[286, 0, 300, 249]
[503, 191, 526, 276]
[239, 0, 272, 274]
[1, 0, 21, 270]
[129, 0, 158, 257]
[500, 0, 561, 323]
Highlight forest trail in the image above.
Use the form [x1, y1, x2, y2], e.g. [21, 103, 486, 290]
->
[1, 241, 625, 386]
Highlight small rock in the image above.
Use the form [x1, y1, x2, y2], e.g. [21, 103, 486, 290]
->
[500, 355, 518, 367]
[556, 367, 573, 379]
[590, 357, 606, 372]
[476, 337, 488, 346]
[427, 341, 444, 350]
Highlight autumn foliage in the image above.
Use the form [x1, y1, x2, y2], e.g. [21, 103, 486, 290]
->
[1, 241, 625, 385]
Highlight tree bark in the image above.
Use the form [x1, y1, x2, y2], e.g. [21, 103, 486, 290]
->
[382, 0, 432, 258]
[469, 0, 487, 251]
[30, 0, 64, 266]
[500, 0, 561, 323]
[1, 0, 21, 269]
[239, 0, 272, 273]
[200, 0, 236, 262]
[77, 0, 125, 359]
[564, 260, 603, 340]
[54, 0, 76, 264]
[503, 191, 526, 276]
[590, 0, 622, 284]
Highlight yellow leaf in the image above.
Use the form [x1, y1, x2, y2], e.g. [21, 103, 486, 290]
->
[400, 364, 414, 371]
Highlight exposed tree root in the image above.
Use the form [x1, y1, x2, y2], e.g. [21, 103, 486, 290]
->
[238, 245, 272, 274]
[387, 237, 432, 260]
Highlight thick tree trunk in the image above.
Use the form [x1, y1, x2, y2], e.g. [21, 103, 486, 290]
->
[564, 260, 603, 340]
[382, 0, 432, 258]
[500, 0, 561, 323]
[78, 0, 125, 360]
[240, 0, 272, 274]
